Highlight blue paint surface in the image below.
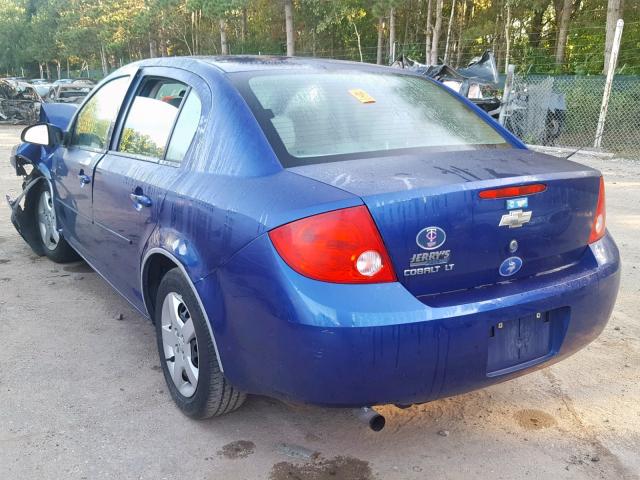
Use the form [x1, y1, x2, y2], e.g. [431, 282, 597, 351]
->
[15, 55, 620, 407]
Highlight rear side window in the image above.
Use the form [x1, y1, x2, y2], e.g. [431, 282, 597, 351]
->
[242, 71, 508, 166]
[71, 76, 130, 150]
[165, 91, 202, 164]
[118, 78, 187, 159]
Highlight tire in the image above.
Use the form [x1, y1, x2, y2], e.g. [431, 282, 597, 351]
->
[25, 180, 78, 263]
[154, 268, 246, 419]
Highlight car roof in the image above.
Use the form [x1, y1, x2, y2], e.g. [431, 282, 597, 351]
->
[134, 55, 401, 75]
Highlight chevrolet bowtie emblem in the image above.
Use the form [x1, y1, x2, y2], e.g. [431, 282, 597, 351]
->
[499, 209, 532, 228]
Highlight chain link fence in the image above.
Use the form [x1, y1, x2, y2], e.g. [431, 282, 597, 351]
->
[503, 74, 640, 158]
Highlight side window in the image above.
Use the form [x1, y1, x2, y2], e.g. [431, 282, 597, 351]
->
[71, 76, 130, 150]
[165, 91, 202, 164]
[118, 78, 186, 159]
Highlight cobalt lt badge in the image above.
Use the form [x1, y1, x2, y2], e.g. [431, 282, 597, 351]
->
[416, 226, 446, 250]
[499, 256, 523, 276]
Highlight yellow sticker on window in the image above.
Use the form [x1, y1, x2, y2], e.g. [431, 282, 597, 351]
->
[348, 89, 376, 104]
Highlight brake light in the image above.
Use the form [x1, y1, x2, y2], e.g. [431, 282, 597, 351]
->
[479, 183, 546, 199]
[269, 206, 396, 283]
[588, 177, 606, 244]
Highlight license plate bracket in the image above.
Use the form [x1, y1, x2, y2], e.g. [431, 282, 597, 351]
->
[487, 311, 553, 375]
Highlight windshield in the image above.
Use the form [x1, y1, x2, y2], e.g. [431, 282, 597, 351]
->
[238, 70, 508, 166]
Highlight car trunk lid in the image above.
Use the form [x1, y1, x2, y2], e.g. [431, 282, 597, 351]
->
[289, 148, 601, 297]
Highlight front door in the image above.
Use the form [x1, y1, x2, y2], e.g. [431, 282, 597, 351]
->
[52, 75, 132, 260]
[90, 70, 204, 309]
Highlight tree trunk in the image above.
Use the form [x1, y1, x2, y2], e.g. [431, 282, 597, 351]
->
[425, 0, 432, 63]
[55, 60, 61, 79]
[389, 7, 396, 62]
[491, 7, 500, 53]
[159, 11, 167, 56]
[604, 0, 624, 70]
[39, 63, 43, 79]
[351, 21, 363, 62]
[100, 44, 108, 77]
[403, 0, 411, 46]
[554, 0, 572, 66]
[312, 29, 317, 56]
[195, 9, 201, 55]
[149, 32, 157, 58]
[241, 7, 247, 44]
[455, 0, 466, 67]
[430, 0, 443, 64]
[191, 11, 196, 55]
[528, 8, 544, 48]
[444, 0, 456, 63]
[219, 18, 229, 55]
[285, 0, 294, 56]
[504, 1, 511, 73]
[376, 16, 384, 65]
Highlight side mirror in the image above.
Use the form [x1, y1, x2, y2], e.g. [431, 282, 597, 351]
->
[20, 123, 63, 147]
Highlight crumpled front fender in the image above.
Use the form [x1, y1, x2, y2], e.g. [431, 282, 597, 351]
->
[5, 174, 48, 255]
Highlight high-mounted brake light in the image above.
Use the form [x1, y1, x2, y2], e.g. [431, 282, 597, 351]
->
[268, 206, 396, 283]
[588, 177, 606, 244]
[479, 183, 546, 199]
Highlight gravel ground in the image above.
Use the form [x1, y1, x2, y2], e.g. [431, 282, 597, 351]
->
[0, 125, 638, 480]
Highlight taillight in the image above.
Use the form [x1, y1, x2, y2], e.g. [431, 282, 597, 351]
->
[268, 206, 396, 283]
[588, 177, 606, 244]
[479, 183, 546, 199]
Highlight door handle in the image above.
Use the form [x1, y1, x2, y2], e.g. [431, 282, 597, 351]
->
[129, 193, 152, 209]
[78, 173, 91, 186]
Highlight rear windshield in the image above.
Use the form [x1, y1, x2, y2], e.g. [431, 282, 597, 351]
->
[237, 70, 508, 166]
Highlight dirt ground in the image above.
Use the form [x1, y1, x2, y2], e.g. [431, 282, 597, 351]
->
[0, 124, 638, 480]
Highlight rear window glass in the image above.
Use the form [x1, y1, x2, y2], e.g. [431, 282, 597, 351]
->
[241, 71, 508, 166]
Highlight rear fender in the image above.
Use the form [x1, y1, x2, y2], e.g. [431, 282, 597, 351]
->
[139, 238, 225, 372]
[141, 226, 207, 287]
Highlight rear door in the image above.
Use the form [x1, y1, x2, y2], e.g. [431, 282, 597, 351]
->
[90, 67, 205, 308]
[52, 75, 132, 259]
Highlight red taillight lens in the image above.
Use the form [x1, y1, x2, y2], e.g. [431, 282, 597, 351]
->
[268, 206, 396, 283]
[479, 183, 547, 199]
[588, 177, 606, 244]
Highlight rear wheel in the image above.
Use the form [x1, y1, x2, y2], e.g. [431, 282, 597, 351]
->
[27, 182, 77, 263]
[154, 268, 245, 418]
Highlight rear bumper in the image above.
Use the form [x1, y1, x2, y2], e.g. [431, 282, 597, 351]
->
[199, 232, 620, 407]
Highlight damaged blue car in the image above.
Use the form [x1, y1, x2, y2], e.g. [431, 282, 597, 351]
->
[8, 56, 620, 425]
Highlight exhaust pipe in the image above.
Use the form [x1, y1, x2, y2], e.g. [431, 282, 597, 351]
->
[354, 407, 385, 432]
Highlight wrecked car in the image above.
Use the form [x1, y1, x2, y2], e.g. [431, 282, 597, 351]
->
[0, 79, 41, 124]
[46, 83, 93, 104]
[392, 52, 567, 145]
[8, 57, 619, 427]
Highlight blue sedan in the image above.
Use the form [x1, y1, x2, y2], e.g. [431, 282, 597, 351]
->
[8, 56, 620, 422]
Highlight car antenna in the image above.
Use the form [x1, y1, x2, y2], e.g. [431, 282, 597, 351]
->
[563, 145, 583, 160]
[563, 131, 604, 160]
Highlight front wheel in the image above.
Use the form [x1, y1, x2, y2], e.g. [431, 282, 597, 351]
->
[154, 268, 246, 418]
[27, 181, 77, 263]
